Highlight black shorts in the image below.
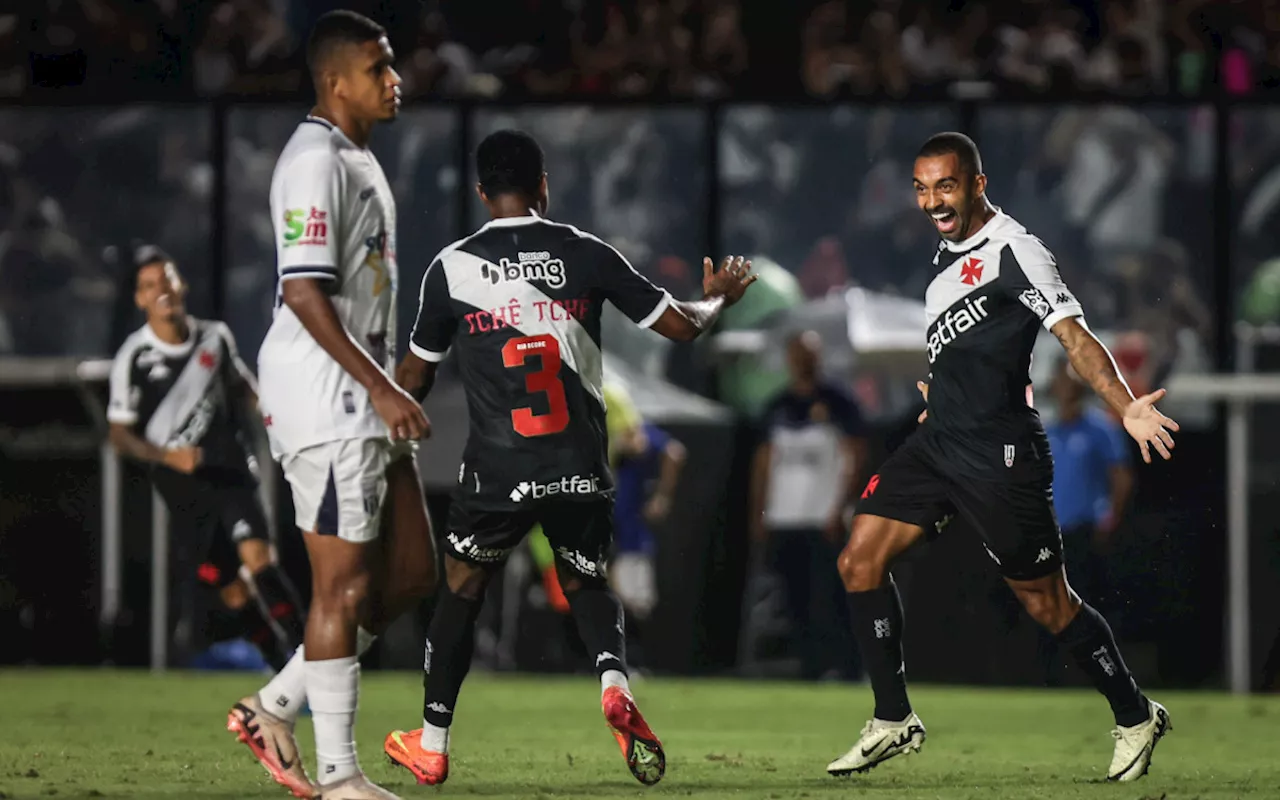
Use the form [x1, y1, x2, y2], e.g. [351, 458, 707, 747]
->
[153, 467, 269, 588]
[856, 434, 1062, 581]
[444, 497, 614, 580]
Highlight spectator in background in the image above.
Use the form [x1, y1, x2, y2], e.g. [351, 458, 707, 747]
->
[611, 419, 687, 669]
[1040, 357, 1134, 685]
[750, 330, 865, 681]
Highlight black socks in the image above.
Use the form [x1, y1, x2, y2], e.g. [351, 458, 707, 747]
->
[846, 578, 911, 722]
[566, 580, 627, 677]
[422, 587, 484, 728]
[1055, 602, 1148, 727]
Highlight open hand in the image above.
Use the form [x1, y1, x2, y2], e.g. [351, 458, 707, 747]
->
[702, 255, 757, 306]
[1122, 388, 1179, 464]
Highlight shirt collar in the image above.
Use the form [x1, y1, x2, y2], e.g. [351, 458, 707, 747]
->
[144, 317, 196, 357]
[940, 205, 1008, 252]
[480, 208, 544, 229]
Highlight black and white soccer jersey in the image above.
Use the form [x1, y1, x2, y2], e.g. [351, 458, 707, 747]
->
[108, 318, 259, 473]
[410, 212, 671, 510]
[919, 208, 1083, 479]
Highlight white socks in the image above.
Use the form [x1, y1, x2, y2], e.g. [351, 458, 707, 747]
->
[258, 645, 309, 720]
[308, 656, 360, 785]
[257, 627, 377, 722]
[420, 721, 450, 754]
[601, 669, 629, 697]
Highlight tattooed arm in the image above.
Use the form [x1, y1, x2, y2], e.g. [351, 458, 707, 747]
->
[1050, 317, 1136, 415]
[1050, 316, 1179, 463]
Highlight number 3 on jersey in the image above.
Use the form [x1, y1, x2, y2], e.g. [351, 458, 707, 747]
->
[502, 334, 569, 437]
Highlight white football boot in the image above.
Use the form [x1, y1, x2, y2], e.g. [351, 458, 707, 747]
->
[1107, 699, 1172, 781]
[827, 713, 926, 776]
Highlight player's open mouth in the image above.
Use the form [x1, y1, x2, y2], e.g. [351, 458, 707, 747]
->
[930, 208, 958, 234]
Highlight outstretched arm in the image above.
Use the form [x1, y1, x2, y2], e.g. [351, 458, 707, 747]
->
[596, 246, 756, 343]
[1050, 316, 1135, 416]
[650, 256, 756, 342]
[650, 295, 728, 342]
[1051, 316, 1178, 463]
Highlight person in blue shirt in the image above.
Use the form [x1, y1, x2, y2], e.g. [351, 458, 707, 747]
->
[1040, 357, 1134, 684]
[611, 421, 687, 670]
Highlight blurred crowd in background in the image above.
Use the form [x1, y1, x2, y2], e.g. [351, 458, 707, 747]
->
[0, 0, 1271, 409]
[7, 0, 1280, 100]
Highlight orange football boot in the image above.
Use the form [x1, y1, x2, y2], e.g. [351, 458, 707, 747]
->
[602, 686, 665, 786]
[227, 696, 318, 798]
[383, 729, 449, 786]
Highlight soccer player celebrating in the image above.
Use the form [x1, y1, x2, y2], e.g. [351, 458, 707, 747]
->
[223, 11, 436, 800]
[826, 132, 1175, 782]
[382, 129, 755, 787]
[108, 246, 305, 671]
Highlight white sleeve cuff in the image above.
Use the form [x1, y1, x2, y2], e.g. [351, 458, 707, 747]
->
[279, 270, 338, 282]
[1042, 307, 1083, 331]
[107, 409, 137, 424]
[409, 340, 449, 363]
[637, 292, 673, 329]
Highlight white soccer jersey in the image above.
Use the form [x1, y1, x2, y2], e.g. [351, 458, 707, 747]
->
[258, 115, 398, 457]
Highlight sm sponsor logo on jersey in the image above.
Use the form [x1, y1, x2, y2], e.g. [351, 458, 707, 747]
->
[508, 474, 601, 502]
[926, 294, 991, 364]
[481, 251, 567, 289]
[282, 206, 329, 247]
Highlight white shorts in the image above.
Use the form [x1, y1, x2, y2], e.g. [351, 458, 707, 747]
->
[282, 438, 415, 543]
[609, 552, 657, 619]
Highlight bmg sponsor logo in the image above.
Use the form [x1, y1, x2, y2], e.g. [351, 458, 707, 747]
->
[482, 252, 566, 289]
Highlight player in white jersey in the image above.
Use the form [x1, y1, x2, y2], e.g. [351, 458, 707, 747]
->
[223, 12, 435, 800]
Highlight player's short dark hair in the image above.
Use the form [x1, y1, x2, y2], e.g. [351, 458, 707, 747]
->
[306, 10, 386, 76]
[477, 130, 545, 200]
[133, 244, 174, 284]
[917, 132, 983, 178]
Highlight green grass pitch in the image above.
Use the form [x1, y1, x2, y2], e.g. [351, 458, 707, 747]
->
[0, 669, 1276, 799]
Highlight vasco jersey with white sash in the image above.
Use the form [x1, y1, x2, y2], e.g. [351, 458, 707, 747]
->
[918, 208, 1084, 479]
[258, 115, 398, 457]
[108, 318, 258, 472]
[410, 213, 672, 510]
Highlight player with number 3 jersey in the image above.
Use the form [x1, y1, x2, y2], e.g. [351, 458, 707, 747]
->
[382, 129, 756, 788]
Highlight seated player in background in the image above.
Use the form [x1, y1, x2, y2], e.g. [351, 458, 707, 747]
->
[383, 129, 755, 788]
[107, 246, 305, 671]
[610, 415, 687, 670]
